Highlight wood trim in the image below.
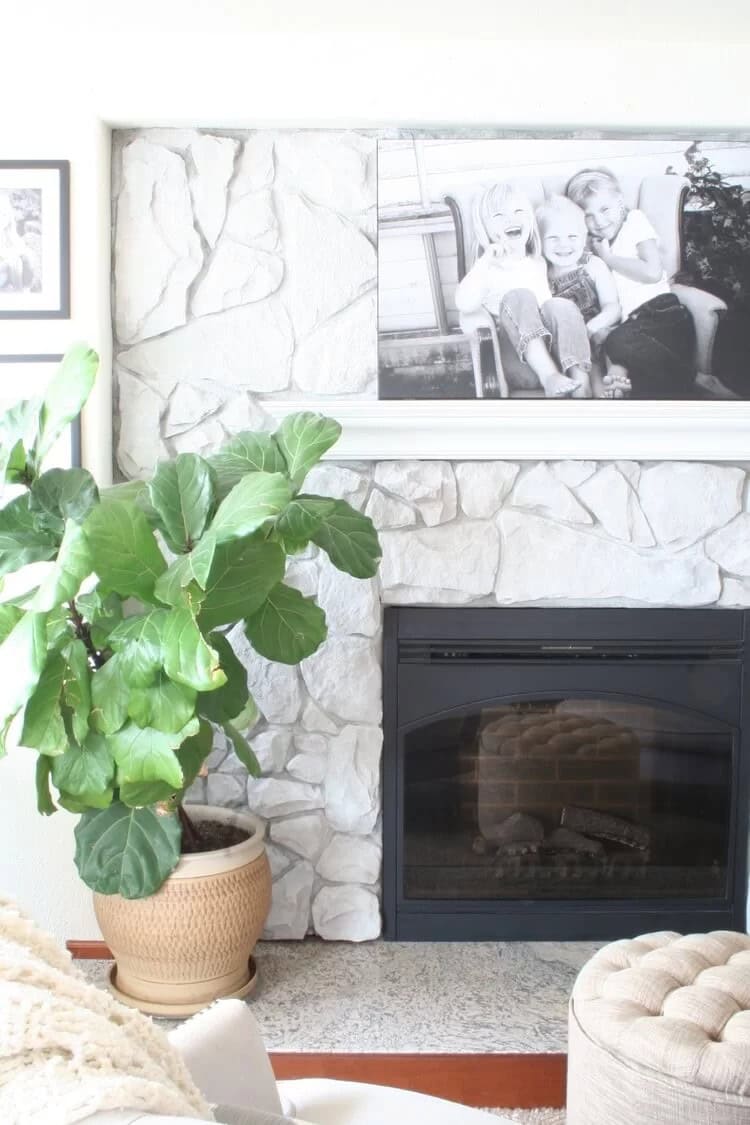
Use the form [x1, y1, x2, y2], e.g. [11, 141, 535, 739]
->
[67, 940, 112, 959]
[269, 1052, 566, 1109]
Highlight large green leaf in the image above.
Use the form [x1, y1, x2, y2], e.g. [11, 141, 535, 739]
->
[153, 534, 216, 608]
[127, 673, 197, 733]
[0, 494, 58, 577]
[51, 733, 115, 798]
[243, 582, 327, 665]
[63, 639, 91, 744]
[0, 605, 23, 644]
[74, 802, 182, 898]
[311, 499, 381, 578]
[223, 722, 261, 778]
[0, 611, 48, 727]
[108, 610, 166, 688]
[148, 454, 216, 552]
[210, 472, 291, 546]
[76, 590, 123, 650]
[59, 788, 113, 812]
[208, 432, 286, 500]
[176, 718, 214, 792]
[90, 654, 130, 734]
[0, 398, 40, 484]
[275, 496, 336, 548]
[84, 501, 166, 602]
[197, 633, 250, 724]
[19, 653, 67, 755]
[35, 755, 57, 815]
[28, 521, 93, 611]
[119, 778, 176, 807]
[198, 536, 285, 632]
[109, 719, 198, 788]
[29, 469, 99, 536]
[36, 344, 99, 461]
[162, 609, 226, 693]
[273, 412, 341, 489]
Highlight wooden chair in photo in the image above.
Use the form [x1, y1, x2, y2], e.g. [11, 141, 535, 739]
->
[443, 175, 727, 398]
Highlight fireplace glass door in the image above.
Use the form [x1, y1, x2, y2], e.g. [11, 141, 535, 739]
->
[402, 698, 732, 902]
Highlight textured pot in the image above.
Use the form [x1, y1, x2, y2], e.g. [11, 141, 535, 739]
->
[94, 805, 272, 1017]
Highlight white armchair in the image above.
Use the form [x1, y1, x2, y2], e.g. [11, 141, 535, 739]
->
[86, 1000, 511, 1125]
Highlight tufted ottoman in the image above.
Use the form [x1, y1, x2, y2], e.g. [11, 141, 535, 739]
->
[567, 931, 750, 1124]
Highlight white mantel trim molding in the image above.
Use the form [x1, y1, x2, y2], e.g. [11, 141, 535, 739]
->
[266, 399, 750, 461]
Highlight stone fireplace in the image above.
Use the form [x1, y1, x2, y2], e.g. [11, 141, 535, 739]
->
[112, 127, 750, 941]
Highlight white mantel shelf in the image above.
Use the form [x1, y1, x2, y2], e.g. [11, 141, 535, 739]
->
[265, 399, 750, 462]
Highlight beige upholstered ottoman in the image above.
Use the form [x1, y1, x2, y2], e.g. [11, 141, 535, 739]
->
[567, 931, 750, 1124]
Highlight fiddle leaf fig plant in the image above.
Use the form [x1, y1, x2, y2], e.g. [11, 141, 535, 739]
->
[0, 345, 381, 899]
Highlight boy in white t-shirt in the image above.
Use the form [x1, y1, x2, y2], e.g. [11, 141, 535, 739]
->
[566, 168, 734, 399]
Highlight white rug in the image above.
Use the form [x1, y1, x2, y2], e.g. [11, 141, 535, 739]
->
[487, 1110, 565, 1123]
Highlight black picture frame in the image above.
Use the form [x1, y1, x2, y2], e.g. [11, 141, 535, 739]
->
[0, 354, 80, 466]
[0, 160, 70, 319]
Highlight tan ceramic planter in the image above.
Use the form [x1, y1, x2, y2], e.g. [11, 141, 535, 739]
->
[94, 805, 271, 1017]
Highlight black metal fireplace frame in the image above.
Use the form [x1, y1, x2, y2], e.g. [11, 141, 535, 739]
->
[382, 606, 750, 941]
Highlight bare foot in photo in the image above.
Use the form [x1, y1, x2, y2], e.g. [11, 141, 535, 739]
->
[540, 372, 582, 398]
[601, 365, 631, 399]
[568, 366, 592, 398]
[695, 371, 741, 400]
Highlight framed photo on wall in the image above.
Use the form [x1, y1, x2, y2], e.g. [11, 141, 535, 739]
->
[377, 137, 750, 402]
[0, 355, 80, 468]
[0, 160, 70, 319]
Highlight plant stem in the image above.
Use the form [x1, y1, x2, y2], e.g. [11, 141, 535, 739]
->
[67, 600, 106, 669]
[177, 803, 201, 850]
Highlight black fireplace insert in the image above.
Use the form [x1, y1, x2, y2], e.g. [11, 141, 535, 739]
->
[382, 607, 750, 940]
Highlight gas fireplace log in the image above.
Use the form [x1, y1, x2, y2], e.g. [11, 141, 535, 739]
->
[561, 806, 650, 850]
[544, 826, 605, 858]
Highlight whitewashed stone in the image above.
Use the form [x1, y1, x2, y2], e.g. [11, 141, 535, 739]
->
[232, 134, 276, 195]
[455, 462, 519, 518]
[275, 132, 374, 214]
[719, 577, 750, 605]
[248, 778, 323, 818]
[270, 812, 329, 860]
[317, 555, 380, 637]
[312, 885, 381, 942]
[287, 752, 328, 784]
[301, 637, 381, 724]
[188, 135, 238, 247]
[301, 699, 339, 734]
[275, 191, 376, 336]
[316, 835, 381, 884]
[251, 728, 293, 774]
[324, 725, 382, 835]
[117, 297, 293, 397]
[263, 862, 314, 939]
[551, 461, 597, 488]
[511, 464, 593, 525]
[217, 392, 273, 435]
[577, 466, 655, 546]
[380, 522, 500, 602]
[496, 510, 720, 605]
[206, 743, 227, 770]
[205, 772, 246, 806]
[224, 190, 280, 252]
[284, 560, 320, 598]
[615, 461, 641, 487]
[705, 514, 750, 576]
[303, 465, 369, 510]
[293, 292, 377, 395]
[163, 381, 225, 437]
[382, 586, 475, 606]
[115, 368, 166, 479]
[192, 241, 284, 317]
[293, 733, 328, 756]
[364, 490, 416, 530]
[265, 842, 293, 880]
[373, 462, 457, 527]
[169, 418, 225, 457]
[227, 625, 302, 723]
[115, 140, 203, 345]
[639, 463, 744, 548]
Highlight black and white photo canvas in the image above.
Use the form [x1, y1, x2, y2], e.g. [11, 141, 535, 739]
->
[377, 138, 750, 401]
[0, 161, 70, 319]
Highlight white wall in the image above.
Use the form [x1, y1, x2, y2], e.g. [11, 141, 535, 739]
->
[2, 14, 749, 942]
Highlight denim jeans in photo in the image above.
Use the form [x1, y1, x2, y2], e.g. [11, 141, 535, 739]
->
[498, 288, 591, 375]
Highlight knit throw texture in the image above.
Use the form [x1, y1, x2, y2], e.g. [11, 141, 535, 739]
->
[0, 897, 213, 1124]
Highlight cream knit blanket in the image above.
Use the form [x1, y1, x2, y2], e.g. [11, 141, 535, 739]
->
[0, 897, 213, 1124]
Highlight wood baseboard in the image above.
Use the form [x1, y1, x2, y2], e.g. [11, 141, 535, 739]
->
[67, 940, 112, 959]
[269, 1052, 566, 1109]
[67, 943, 566, 1107]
